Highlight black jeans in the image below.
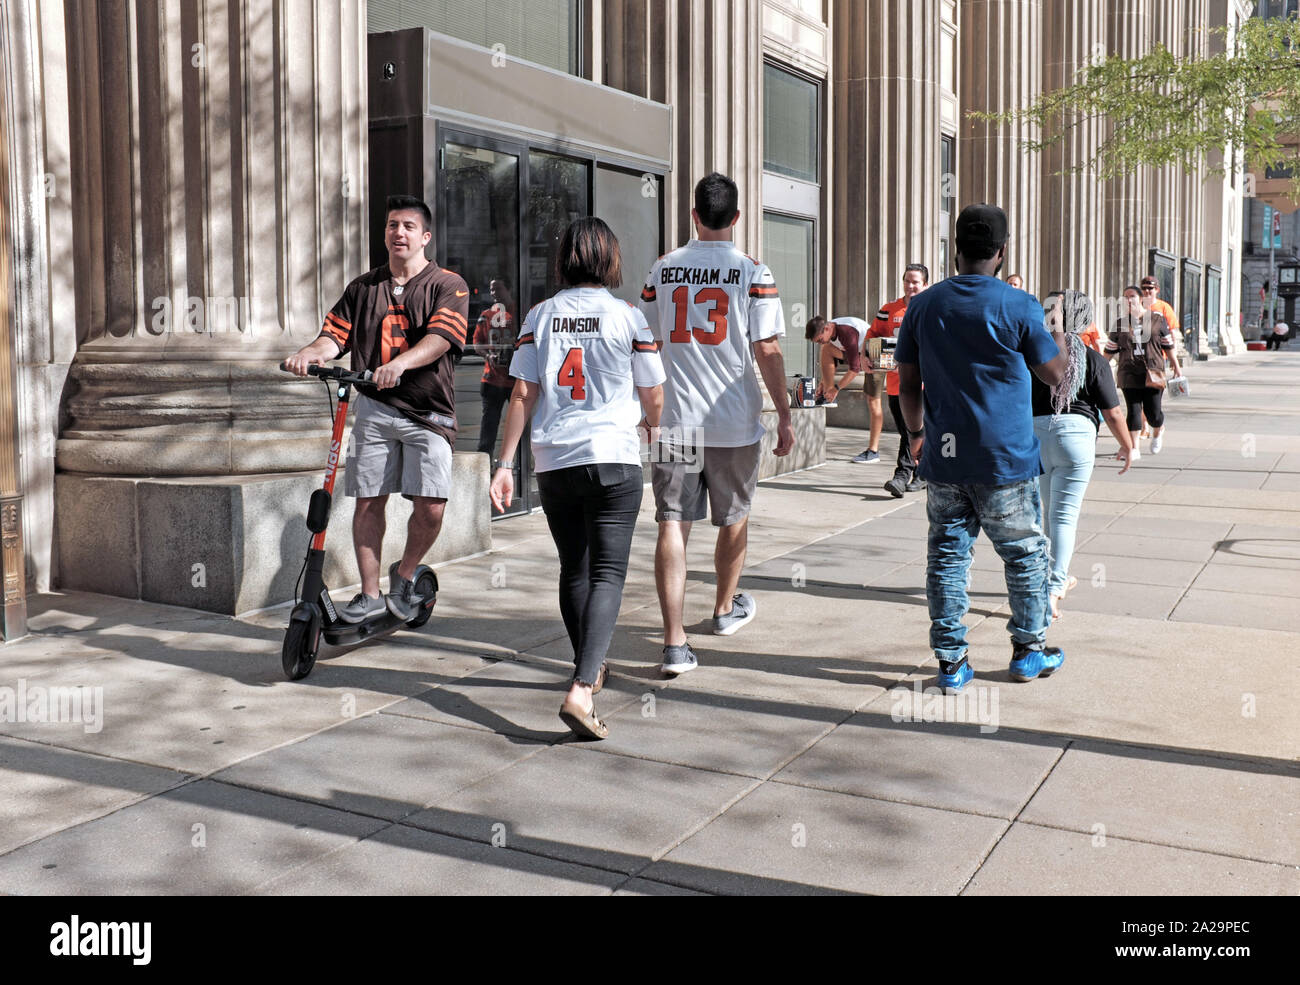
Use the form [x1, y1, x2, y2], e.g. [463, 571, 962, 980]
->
[1266, 334, 1288, 350]
[536, 463, 644, 685]
[1122, 386, 1164, 431]
[477, 382, 512, 455]
[888, 394, 917, 479]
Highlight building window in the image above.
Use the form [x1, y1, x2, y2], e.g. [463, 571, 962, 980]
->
[764, 63, 820, 183]
[1258, 0, 1299, 19]
[762, 213, 815, 378]
[368, 0, 580, 75]
[939, 134, 955, 280]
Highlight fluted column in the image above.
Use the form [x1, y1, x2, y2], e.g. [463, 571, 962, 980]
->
[1149, 0, 1194, 259]
[833, 0, 942, 312]
[595, 0, 764, 255]
[1040, 2, 1107, 302]
[1103, 0, 1153, 295]
[959, 0, 1042, 288]
[56, 0, 368, 476]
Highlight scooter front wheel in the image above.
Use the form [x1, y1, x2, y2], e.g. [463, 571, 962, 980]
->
[282, 619, 320, 680]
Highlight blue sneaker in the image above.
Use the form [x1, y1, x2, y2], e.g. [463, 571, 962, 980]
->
[1009, 645, 1065, 682]
[936, 658, 973, 694]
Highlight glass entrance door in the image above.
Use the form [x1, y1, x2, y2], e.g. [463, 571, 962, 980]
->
[440, 138, 534, 516]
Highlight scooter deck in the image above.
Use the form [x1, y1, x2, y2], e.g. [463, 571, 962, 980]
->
[321, 594, 435, 646]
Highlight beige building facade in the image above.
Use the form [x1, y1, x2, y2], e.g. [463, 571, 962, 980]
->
[1, 0, 1249, 627]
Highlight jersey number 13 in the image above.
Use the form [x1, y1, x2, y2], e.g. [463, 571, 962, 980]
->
[669, 286, 729, 345]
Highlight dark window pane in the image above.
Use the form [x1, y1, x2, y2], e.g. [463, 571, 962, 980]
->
[940, 135, 955, 216]
[527, 151, 589, 309]
[764, 64, 819, 182]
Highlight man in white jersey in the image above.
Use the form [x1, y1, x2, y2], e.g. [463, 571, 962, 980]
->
[639, 172, 795, 676]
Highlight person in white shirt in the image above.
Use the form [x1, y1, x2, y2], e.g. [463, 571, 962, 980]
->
[638, 172, 795, 676]
[490, 217, 665, 740]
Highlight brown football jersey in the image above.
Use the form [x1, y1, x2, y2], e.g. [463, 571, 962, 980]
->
[319, 263, 469, 445]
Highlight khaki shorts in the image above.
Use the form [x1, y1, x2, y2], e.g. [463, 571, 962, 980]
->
[651, 441, 761, 526]
[345, 393, 452, 499]
[863, 372, 884, 398]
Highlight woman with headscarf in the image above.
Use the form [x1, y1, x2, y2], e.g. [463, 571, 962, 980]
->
[1032, 290, 1136, 619]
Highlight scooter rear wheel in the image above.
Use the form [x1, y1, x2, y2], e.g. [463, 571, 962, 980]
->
[282, 619, 320, 680]
[406, 571, 438, 629]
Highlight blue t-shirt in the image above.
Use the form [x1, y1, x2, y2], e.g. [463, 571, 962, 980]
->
[894, 275, 1058, 486]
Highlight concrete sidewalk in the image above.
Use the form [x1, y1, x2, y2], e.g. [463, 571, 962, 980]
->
[4, 352, 1298, 895]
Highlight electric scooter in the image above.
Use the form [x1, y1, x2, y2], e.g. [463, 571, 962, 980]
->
[278, 362, 439, 680]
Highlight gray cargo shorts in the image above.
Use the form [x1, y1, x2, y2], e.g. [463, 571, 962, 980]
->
[651, 441, 761, 526]
[344, 393, 452, 499]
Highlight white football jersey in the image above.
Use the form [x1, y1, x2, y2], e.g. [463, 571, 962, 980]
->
[830, 315, 869, 354]
[639, 240, 785, 447]
[509, 287, 666, 473]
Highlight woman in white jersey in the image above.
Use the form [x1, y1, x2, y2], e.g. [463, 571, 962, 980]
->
[489, 217, 665, 739]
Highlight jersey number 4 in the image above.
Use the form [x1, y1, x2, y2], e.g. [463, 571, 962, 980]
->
[670, 286, 729, 345]
[557, 347, 587, 400]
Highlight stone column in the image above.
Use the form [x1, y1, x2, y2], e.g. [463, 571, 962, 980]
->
[959, 0, 1042, 289]
[1040, 2, 1107, 303]
[833, 0, 943, 312]
[1103, 0, 1153, 295]
[55, 0, 368, 477]
[593, 0, 764, 255]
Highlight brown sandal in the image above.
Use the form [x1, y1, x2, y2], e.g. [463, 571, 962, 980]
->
[559, 699, 608, 740]
[592, 662, 608, 695]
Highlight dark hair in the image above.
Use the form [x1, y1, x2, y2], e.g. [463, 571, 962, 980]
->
[904, 263, 930, 284]
[386, 194, 433, 232]
[556, 216, 622, 288]
[956, 236, 1002, 262]
[805, 315, 827, 341]
[1123, 284, 1142, 295]
[694, 172, 739, 230]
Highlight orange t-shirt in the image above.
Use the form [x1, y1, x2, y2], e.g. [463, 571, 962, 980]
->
[1151, 298, 1179, 334]
[866, 296, 908, 396]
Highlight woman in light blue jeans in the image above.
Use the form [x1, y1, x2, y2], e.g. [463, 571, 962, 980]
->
[1032, 291, 1135, 619]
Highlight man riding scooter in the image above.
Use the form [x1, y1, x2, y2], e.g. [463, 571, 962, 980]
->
[284, 194, 469, 622]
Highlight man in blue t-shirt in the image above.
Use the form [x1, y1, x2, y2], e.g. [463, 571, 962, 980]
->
[894, 204, 1068, 693]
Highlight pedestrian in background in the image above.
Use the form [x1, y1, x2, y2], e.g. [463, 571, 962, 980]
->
[1106, 286, 1181, 458]
[1032, 290, 1135, 620]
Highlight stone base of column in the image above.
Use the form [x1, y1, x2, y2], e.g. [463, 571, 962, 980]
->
[54, 454, 491, 616]
[55, 336, 338, 477]
[758, 407, 826, 480]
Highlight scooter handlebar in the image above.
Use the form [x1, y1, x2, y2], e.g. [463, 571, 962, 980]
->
[279, 362, 373, 385]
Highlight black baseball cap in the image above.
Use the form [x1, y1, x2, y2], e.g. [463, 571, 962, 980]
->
[955, 204, 1009, 249]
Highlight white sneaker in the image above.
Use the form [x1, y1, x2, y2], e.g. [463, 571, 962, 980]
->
[1150, 435, 1163, 454]
[1129, 446, 1141, 462]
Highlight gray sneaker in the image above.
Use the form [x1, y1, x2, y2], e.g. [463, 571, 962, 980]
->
[339, 592, 384, 624]
[385, 564, 420, 621]
[661, 643, 698, 677]
[852, 449, 881, 464]
[712, 592, 756, 636]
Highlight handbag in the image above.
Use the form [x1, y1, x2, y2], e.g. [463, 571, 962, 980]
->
[1145, 359, 1166, 391]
